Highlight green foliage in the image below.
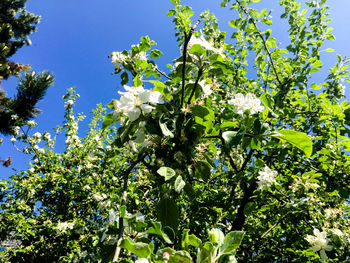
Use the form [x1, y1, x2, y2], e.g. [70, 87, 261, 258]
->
[2, 0, 350, 262]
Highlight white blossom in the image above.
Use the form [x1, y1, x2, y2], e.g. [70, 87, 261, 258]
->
[93, 193, 107, 202]
[199, 80, 213, 98]
[10, 137, 16, 142]
[305, 229, 333, 260]
[111, 51, 127, 71]
[257, 165, 277, 190]
[43, 132, 51, 141]
[27, 120, 36, 127]
[13, 126, 20, 136]
[57, 221, 74, 233]
[149, 90, 164, 104]
[187, 35, 224, 56]
[115, 85, 163, 122]
[64, 100, 74, 108]
[32, 132, 42, 143]
[134, 51, 147, 61]
[228, 93, 264, 115]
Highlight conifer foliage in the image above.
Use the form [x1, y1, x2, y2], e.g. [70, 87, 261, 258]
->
[0, 0, 54, 135]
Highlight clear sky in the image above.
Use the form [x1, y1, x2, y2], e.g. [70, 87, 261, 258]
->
[1, 0, 350, 179]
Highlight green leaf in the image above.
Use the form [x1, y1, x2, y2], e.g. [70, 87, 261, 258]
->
[174, 175, 186, 193]
[220, 122, 236, 129]
[169, 251, 192, 263]
[209, 228, 225, 246]
[271, 129, 313, 157]
[159, 117, 175, 138]
[120, 72, 129, 85]
[220, 231, 245, 253]
[133, 75, 143, 87]
[102, 112, 114, 129]
[150, 49, 163, 59]
[260, 93, 274, 109]
[156, 198, 180, 233]
[157, 167, 176, 181]
[229, 20, 237, 28]
[188, 234, 202, 248]
[147, 222, 173, 244]
[325, 48, 334, 52]
[311, 60, 322, 68]
[189, 44, 206, 56]
[194, 161, 212, 180]
[167, 9, 176, 17]
[119, 238, 152, 258]
[222, 126, 246, 149]
[191, 105, 214, 121]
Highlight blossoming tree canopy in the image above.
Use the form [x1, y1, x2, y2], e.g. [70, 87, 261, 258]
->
[1, 0, 350, 262]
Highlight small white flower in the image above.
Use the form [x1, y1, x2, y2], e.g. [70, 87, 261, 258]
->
[32, 132, 42, 143]
[199, 80, 213, 98]
[10, 137, 17, 142]
[43, 133, 51, 141]
[339, 84, 346, 96]
[64, 100, 74, 108]
[57, 221, 74, 233]
[257, 165, 277, 190]
[228, 93, 264, 115]
[13, 126, 20, 136]
[111, 51, 127, 71]
[28, 167, 35, 173]
[93, 193, 107, 202]
[187, 35, 224, 56]
[305, 228, 333, 260]
[83, 185, 91, 191]
[11, 114, 18, 120]
[134, 51, 147, 61]
[27, 120, 36, 127]
[149, 90, 164, 104]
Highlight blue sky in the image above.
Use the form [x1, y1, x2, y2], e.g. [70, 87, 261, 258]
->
[1, 0, 350, 179]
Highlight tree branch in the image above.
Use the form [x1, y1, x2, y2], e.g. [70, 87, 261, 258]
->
[154, 66, 172, 80]
[236, 0, 282, 87]
[187, 68, 203, 104]
[112, 155, 145, 262]
[180, 19, 201, 109]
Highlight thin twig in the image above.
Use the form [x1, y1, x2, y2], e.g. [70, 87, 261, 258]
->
[261, 212, 290, 238]
[180, 19, 201, 109]
[236, 0, 282, 86]
[187, 67, 203, 104]
[112, 155, 145, 262]
[155, 66, 172, 80]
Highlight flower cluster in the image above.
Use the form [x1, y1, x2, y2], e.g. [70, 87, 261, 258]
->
[257, 165, 277, 190]
[188, 35, 224, 56]
[56, 221, 74, 233]
[305, 228, 333, 259]
[111, 51, 127, 72]
[114, 85, 164, 122]
[228, 93, 264, 115]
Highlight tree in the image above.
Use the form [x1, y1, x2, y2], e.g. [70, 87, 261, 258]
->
[0, 0, 54, 136]
[1, 0, 350, 262]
